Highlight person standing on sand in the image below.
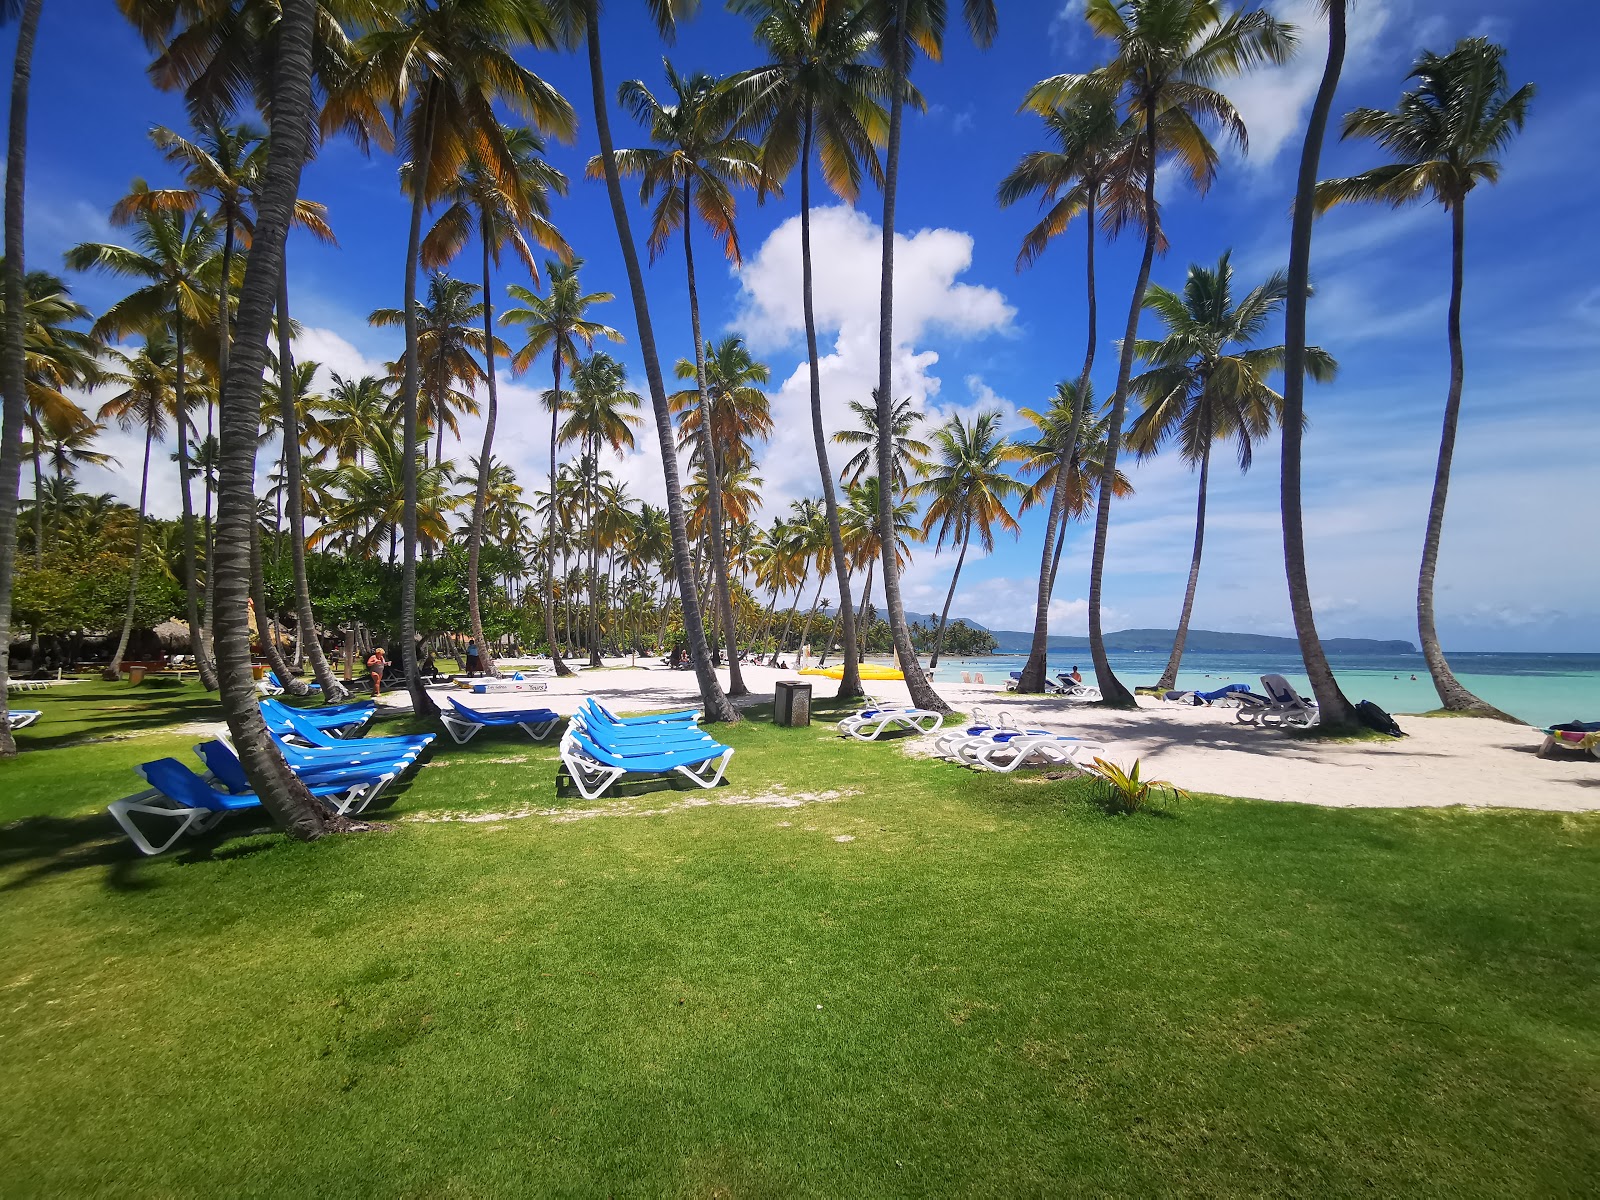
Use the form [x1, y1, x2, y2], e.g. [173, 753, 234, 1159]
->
[466, 640, 480, 677]
[367, 647, 387, 696]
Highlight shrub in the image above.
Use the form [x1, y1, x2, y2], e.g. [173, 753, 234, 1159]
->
[1080, 757, 1189, 815]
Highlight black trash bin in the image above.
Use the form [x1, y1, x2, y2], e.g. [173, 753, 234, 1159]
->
[774, 680, 812, 727]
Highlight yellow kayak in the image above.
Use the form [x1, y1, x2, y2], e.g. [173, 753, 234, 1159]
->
[798, 664, 905, 680]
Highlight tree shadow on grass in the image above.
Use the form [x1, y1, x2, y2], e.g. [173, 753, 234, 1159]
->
[0, 810, 276, 894]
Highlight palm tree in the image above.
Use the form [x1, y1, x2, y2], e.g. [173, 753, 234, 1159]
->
[733, 0, 896, 700]
[669, 336, 773, 473]
[1280, 0, 1359, 730]
[1315, 36, 1532, 718]
[1126, 252, 1336, 690]
[315, 422, 459, 560]
[1012, 381, 1132, 599]
[360, 0, 575, 715]
[262, 348, 345, 697]
[606, 61, 765, 699]
[423, 121, 570, 679]
[908, 411, 1020, 668]
[841, 474, 920, 642]
[1026, 0, 1294, 708]
[320, 372, 391, 468]
[66, 197, 223, 688]
[831, 393, 928, 488]
[997, 92, 1147, 693]
[370, 273, 491, 469]
[548, 0, 739, 725]
[95, 335, 175, 681]
[118, 0, 366, 836]
[867, 0, 995, 709]
[560, 351, 642, 666]
[4, 267, 103, 563]
[0, 0, 43, 755]
[504, 257, 622, 673]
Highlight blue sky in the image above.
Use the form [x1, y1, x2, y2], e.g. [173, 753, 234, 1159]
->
[14, 2, 1598, 650]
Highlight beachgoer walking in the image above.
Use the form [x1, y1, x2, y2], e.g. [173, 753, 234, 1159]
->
[367, 647, 387, 696]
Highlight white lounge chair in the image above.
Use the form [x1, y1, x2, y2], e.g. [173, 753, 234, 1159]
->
[838, 705, 945, 742]
[931, 707, 1002, 756]
[1241, 674, 1318, 729]
[965, 731, 1106, 773]
[5, 709, 41, 730]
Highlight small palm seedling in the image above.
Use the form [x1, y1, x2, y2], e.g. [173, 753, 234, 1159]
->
[1080, 757, 1189, 815]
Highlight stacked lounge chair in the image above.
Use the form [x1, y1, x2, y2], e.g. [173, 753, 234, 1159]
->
[560, 699, 732, 800]
[1234, 674, 1318, 728]
[936, 711, 1105, 773]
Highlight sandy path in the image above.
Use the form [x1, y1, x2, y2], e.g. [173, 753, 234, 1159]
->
[419, 661, 1599, 814]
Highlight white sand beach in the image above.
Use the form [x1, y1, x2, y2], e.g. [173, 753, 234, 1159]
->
[417, 660, 1600, 814]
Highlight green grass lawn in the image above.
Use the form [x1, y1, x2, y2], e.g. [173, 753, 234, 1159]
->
[3, 683, 1598, 1194]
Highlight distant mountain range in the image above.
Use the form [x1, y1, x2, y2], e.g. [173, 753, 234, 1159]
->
[899, 614, 1416, 656]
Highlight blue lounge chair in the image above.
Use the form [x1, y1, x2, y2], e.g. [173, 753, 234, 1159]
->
[269, 707, 433, 753]
[583, 698, 700, 727]
[5, 709, 41, 730]
[108, 757, 327, 856]
[193, 740, 394, 816]
[438, 696, 561, 744]
[261, 697, 372, 737]
[559, 725, 733, 800]
[269, 670, 320, 695]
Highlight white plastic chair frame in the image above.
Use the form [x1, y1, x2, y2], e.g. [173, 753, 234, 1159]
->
[838, 707, 945, 742]
[437, 708, 560, 745]
[557, 730, 734, 801]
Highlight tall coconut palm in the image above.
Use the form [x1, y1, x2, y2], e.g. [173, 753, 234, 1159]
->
[841, 473, 920, 640]
[116, 0, 357, 836]
[546, 0, 739, 724]
[0, 0, 43, 755]
[867, 0, 995, 707]
[560, 351, 642, 665]
[1280, 0, 1359, 729]
[320, 372, 391, 467]
[422, 122, 569, 678]
[504, 257, 621, 673]
[66, 198, 223, 688]
[360, 0, 574, 715]
[908, 410, 1020, 668]
[1315, 36, 1531, 718]
[669, 335, 773, 473]
[604, 61, 765, 698]
[831, 393, 927, 488]
[1126, 252, 1336, 690]
[315, 422, 459, 558]
[1012, 380, 1132, 598]
[732, 0, 896, 699]
[997, 92, 1147, 693]
[4, 267, 104, 563]
[1026, 0, 1294, 708]
[95, 336, 176, 681]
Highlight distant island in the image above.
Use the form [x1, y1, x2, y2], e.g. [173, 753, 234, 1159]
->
[898, 616, 1416, 657]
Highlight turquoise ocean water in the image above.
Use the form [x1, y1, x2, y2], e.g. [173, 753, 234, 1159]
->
[924, 650, 1600, 731]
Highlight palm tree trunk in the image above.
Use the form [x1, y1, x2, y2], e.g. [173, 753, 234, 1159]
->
[798, 114, 862, 699]
[0, 0, 41, 755]
[1417, 203, 1506, 717]
[777, 581, 803, 653]
[796, 574, 827, 658]
[586, 442, 601, 667]
[30, 439, 43, 565]
[467, 223, 499, 678]
[1155, 440, 1209, 691]
[682, 180, 746, 697]
[544, 350, 570, 674]
[206, 216, 233, 648]
[276, 260, 345, 699]
[105, 421, 154, 681]
[856, 557, 876, 637]
[250, 515, 301, 690]
[1019, 189, 1097, 693]
[210, 0, 342, 838]
[396, 81, 441, 716]
[173, 310, 219, 690]
[929, 530, 970, 669]
[1085, 103, 1158, 711]
[1281, 0, 1359, 730]
[876, 0, 947, 712]
[584, 2, 736, 723]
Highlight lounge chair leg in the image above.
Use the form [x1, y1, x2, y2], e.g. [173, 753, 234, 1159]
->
[108, 793, 205, 856]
